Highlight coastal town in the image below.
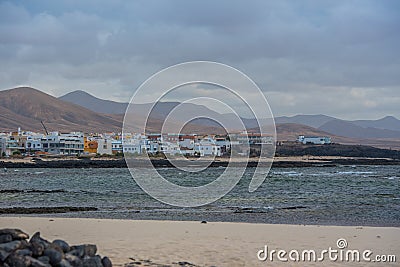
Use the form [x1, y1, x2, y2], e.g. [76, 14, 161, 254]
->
[0, 127, 332, 158]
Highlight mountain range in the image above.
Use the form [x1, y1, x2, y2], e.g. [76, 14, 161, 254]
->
[61, 90, 400, 140]
[1, 87, 399, 149]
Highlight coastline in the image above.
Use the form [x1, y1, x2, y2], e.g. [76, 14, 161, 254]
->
[0, 217, 398, 266]
[1, 156, 399, 168]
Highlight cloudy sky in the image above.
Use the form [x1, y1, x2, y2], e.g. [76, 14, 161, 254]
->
[0, 0, 399, 119]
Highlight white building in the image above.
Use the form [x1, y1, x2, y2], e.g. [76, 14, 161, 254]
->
[112, 140, 123, 154]
[298, 136, 331, 145]
[26, 134, 44, 153]
[194, 137, 221, 156]
[59, 132, 84, 155]
[96, 138, 113, 155]
[41, 132, 60, 154]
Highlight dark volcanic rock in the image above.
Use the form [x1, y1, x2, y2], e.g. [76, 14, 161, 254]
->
[0, 234, 13, 244]
[15, 248, 33, 257]
[0, 229, 29, 240]
[43, 248, 63, 266]
[26, 256, 51, 267]
[0, 240, 22, 252]
[37, 256, 50, 264]
[70, 245, 97, 258]
[30, 232, 51, 249]
[65, 253, 83, 267]
[0, 249, 11, 262]
[6, 253, 31, 267]
[52, 240, 70, 253]
[31, 242, 45, 257]
[0, 228, 111, 267]
[57, 259, 73, 267]
[82, 255, 102, 267]
[101, 257, 112, 267]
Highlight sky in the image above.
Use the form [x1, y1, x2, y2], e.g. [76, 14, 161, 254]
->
[0, 0, 399, 120]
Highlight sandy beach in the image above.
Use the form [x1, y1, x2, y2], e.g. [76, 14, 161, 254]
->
[0, 217, 398, 266]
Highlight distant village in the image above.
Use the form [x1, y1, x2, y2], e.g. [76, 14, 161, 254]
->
[0, 127, 331, 158]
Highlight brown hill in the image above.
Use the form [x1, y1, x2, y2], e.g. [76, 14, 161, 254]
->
[0, 87, 122, 133]
[0, 87, 226, 134]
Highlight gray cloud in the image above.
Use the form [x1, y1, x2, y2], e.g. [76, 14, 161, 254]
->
[0, 0, 399, 119]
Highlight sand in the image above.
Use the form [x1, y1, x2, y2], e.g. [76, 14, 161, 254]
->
[0, 217, 398, 266]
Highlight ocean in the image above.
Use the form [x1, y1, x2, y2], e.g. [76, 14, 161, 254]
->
[0, 165, 399, 226]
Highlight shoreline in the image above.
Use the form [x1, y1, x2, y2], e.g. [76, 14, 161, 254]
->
[0, 217, 399, 266]
[1, 156, 399, 168]
[1, 213, 399, 228]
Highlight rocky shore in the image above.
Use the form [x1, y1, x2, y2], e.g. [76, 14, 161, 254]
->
[0, 157, 399, 169]
[0, 228, 112, 267]
[0, 207, 97, 215]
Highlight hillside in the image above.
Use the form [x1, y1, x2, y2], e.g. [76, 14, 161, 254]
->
[59, 90, 128, 114]
[0, 87, 123, 133]
[319, 119, 400, 139]
[0, 87, 226, 134]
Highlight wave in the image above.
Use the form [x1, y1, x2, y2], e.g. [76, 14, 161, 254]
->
[336, 171, 375, 175]
[0, 189, 67, 194]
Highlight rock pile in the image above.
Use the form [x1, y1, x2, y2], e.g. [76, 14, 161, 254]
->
[0, 228, 112, 267]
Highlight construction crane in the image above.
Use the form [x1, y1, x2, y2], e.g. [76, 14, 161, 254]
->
[41, 120, 49, 135]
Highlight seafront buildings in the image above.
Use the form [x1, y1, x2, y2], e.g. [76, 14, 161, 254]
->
[0, 129, 232, 157]
[0, 128, 331, 157]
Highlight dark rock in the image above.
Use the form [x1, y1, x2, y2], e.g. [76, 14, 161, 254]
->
[37, 256, 50, 264]
[31, 242, 45, 257]
[6, 253, 31, 267]
[101, 257, 112, 267]
[57, 259, 73, 267]
[0, 234, 13, 244]
[0, 229, 110, 267]
[65, 254, 83, 267]
[19, 240, 30, 250]
[70, 245, 97, 257]
[52, 240, 70, 253]
[30, 233, 50, 249]
[82, 255, 103, 267]
[0, 249, 11, 262]
[26, 256, 51, 267]
[43, 248, 63, 266]
[0, 241, 22, 252]
[0, 229, 29, 240]
[15, 249, 32, 257]
[67, 249, 83, 258]
[201, 221, 207, 224]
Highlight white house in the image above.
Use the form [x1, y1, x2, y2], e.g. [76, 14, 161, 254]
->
[96, 138, 113, 155]
[194, 137, 221, 156]
[298, 136, 331, 145]
[112, 140, 123, 154]
[59, 132, 84, 155]
[41, 132, 61, 154]
[26, 134, 44, 153]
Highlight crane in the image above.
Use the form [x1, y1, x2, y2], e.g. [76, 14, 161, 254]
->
[41, 120, 49, 135]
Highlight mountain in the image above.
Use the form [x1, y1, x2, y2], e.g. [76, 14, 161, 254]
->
[59, 90, 400, 139]
[60, 91, 262, 131]
[352, 116, 400, 132]
[0, 87, 123, 133]
[275, 114, 400, 139]
[59, 90, 128, 114]
[275, 114, 335, 128]
[0, 87, 226, 134]
[319, 119, 400, 139]
[2, 87, 400, 149]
